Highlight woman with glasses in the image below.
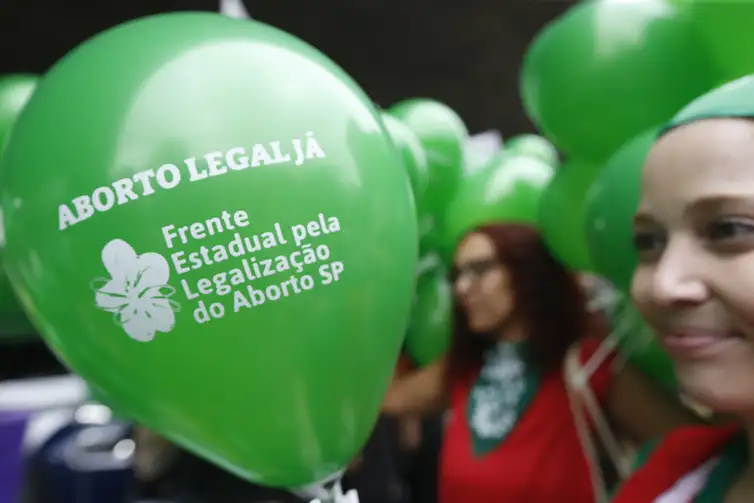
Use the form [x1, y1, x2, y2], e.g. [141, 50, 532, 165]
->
[383, 223, 698, 503]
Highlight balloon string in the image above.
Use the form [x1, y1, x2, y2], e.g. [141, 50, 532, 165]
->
[579, 298, 635, 383]
[415, 253, 441, 277]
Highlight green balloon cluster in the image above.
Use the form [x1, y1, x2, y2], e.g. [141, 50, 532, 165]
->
[1, 13, 417, 487]
[441, 153, 554, 257]
[405, 259, 452, 367]
[678, 0, 754, 82]
[381, 114, 429, 214]
[388, 99, 468, 217]
[521, 0, 717, 163]
[505, 134, 559, 168]
[0, 74, 39, 340]
[538, 159, 600, 272]
[585, 128, 659, 292]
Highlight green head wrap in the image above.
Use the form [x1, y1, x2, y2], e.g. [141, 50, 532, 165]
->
[662, 75, 754, 135]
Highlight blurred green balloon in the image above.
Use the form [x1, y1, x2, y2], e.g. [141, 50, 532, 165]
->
[441, 154, 554, 255]
[0, 74, 39, 340]
[585, 128, 659, 292]
[521, 0, 718, 162]
[0, 13, 417, 487]
[388, 99, 467, 215]
[505, 134, 559, 167]
[610, 294, 676, 391]
[406, 261, 452, 367]
[0, 75, 38, 151]
[538, 160, 600, 272]
[678, 0, 754, 82]
[418, 214, 440, 257]
[381, 114, 430, 212]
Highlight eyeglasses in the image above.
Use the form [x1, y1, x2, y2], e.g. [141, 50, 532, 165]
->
[448, 258, 498, 284]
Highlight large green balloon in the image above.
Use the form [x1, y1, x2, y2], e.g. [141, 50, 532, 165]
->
[505, 134, 559, 168]
[441, 153, 554, 255]
[388, 99, 467, 215]
[381, 114, 430, 213]
[0, 74, 39, 340]
[678, 1, 754, 82]
[538, 160, 600, 272]
[585, 128, 659, 292]
[0, 13, 417, 487]
[521, 0, 718, 162]
[405, 261, 451, 367]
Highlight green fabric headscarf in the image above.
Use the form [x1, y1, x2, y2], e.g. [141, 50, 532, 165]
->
[662, 75, 754, 135]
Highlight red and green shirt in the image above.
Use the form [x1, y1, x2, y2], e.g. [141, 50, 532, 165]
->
[439, 337, 615, 503]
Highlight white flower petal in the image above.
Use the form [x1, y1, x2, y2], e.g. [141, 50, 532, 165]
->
[132, 252, 171, 290]
[101, 239, 140, 283]
[114, 304, 139, 326]
[144, 297, 176, 334]
[142, 285, 175, 301]
[95, 279, 131, 311]
[122, 315, 157, 342]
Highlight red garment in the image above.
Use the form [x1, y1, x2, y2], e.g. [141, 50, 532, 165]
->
[611, 425, 740, 503]
[439, 338, 615, 503]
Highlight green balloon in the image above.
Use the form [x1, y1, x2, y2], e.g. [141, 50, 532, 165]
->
[0, 75, 38, 151]
[441, 153, 554, 255]
[538, 160, 600, 272]
[388, 99, 467, 215]
[505, 134, 559, 167]
[521, 0, 718, 162]
[678, 0, 754, 81]
[381, 114, 430, 212]
[611, 295, 676, 391]
[405, 262, 452, 367]
[585, 128, 659, 292]
[0, 13, 417, 487]
[418, 214, 440, 257]
[0, 74, 39, 339]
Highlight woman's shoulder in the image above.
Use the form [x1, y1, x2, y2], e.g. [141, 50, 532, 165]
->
[611, 425, 740, 503]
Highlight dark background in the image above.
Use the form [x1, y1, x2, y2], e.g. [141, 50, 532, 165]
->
[0, 0, 573, 137]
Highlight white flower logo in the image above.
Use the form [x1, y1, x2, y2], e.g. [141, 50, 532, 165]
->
[91, 239, 180, 343]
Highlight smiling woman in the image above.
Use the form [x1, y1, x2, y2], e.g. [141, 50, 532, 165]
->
[612, 76, 754, 503]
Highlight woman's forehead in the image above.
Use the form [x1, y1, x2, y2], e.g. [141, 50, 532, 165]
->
[456, 233, 495, 261]
[640, 119, 754, 214]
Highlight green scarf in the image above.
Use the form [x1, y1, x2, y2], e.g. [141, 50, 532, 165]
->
[695, 432, 748, 503]
[467, 341, 540, 457]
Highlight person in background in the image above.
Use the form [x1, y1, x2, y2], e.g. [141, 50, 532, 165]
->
[341, 352, 419, 503]
[611, 80, 754, 502]
[129, 426, 306, 503]
[383, 223, 701, 503]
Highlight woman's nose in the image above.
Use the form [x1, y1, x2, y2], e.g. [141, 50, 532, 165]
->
[651, 238, 709, 307]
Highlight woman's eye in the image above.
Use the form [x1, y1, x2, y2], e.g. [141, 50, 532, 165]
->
[705, 219, 754, 241]
[632, 230, 664, 253]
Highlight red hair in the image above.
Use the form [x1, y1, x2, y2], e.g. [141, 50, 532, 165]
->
[445, 223, 603, 382]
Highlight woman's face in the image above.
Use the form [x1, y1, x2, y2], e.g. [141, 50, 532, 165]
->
[632, 118, 754, 413]
[453, 233, 513, 333]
